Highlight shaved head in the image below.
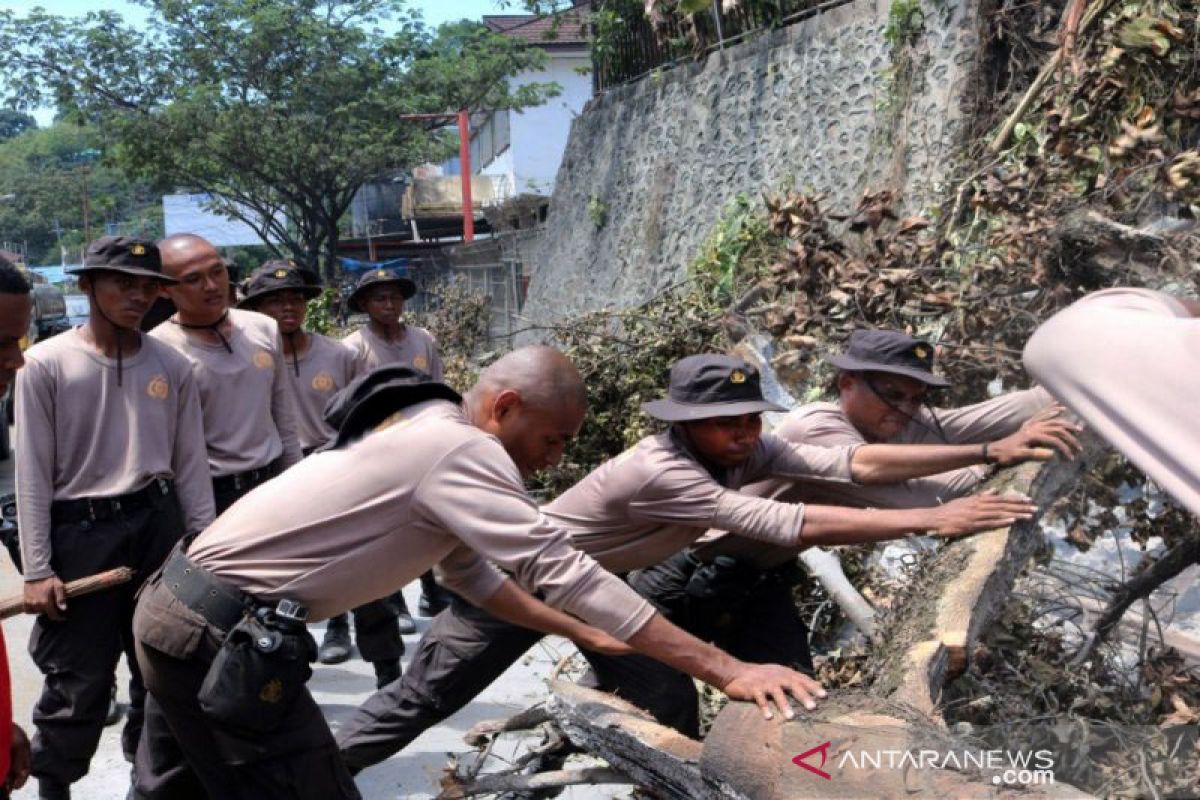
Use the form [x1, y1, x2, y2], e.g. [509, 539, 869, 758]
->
[158, 234, 220, 276]
[157, 233, 230, 324]
[475, 346, 587, 412]
[466, 346, 588, 477]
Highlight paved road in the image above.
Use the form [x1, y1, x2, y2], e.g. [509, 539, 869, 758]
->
[0, 429, 624, 799]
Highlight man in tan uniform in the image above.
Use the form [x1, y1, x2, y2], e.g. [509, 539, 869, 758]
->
[131, 348, 825, 800]
[630, 330, 1060, 677]
[341, 267, 450, 627]
[341, 268, 442, 379]
[336, 352, 1074, 772]
[151, 235, 302, 514]
[1024, 287, 1200, 516]
[237, 262, 404, 687]
[14, 237, 214, 800]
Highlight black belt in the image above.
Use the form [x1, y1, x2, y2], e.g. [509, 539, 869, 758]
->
[51, 478, 174, 524]
[211, 458, 282, 496]
[161, 547, 253, 632]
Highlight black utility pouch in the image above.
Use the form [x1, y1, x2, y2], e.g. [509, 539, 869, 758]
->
[684, 555, 753, 602]
[197, 608, 317, 732]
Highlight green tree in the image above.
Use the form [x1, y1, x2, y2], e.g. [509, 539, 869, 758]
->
[0, 1, 557, 278]
[0, 109, 35, 140]
[0, 123, 164, 265]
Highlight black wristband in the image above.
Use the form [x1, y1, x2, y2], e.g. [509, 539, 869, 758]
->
[982, 442, 996, 465]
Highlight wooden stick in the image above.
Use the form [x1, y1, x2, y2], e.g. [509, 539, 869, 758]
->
[0, 567, 135, 619]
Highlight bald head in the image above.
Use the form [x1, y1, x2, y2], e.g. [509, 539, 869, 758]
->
[158, 234, 220, 276]
[157, 234, 230, 324]
[466, 346, 587, 477]
[474, 346, 587, 412]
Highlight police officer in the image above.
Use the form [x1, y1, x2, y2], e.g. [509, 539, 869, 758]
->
[131, 347, 826, 800]
[1025, 288, 1200, 515]
[342, 267, 449, 626]
[335, 353, 1076, 772]
[631, 331, 1062, 674]
[237, 262, 403, 687]
[152, 235, 302, 514]
[14, 237, 214, 800]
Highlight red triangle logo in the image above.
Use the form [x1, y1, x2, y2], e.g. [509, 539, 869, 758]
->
[792, 741, 833, 780]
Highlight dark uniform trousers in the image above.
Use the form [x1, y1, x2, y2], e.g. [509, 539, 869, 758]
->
[29, 486, 186, 788]
[336, 596, 699, 774]
[210, 458, 283, 517]
[322, 600, 404, 660]
[627, 551, 815, 672]
[131, 576, 360, 800]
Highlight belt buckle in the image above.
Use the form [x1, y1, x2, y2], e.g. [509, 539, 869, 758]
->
[155, 477, 169, 496]
[111, 499, 122, 514]
[86, 499, 99, 523]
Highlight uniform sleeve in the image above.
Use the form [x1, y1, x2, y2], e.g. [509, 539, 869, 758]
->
[170, 365, 216, 536]
[920, 387, 1053, 443]
[14, 359, 58, 581]
[268, 326, 303, 468]
[756, 433, 858, 484]
[341, 332, 369, 378]
[433, 544, 506, 606]
[412, 438, 656, 640]
[1025, 289, 1200, 517]
[629, 457, 806, 547]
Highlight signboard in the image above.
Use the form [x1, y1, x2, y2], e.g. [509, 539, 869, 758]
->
[163, 193, 280, 247]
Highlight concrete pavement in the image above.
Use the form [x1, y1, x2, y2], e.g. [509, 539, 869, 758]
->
[0, 428, 624, 799]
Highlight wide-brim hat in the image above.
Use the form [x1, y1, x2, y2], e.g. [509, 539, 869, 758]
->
[321, 364, 461, 450]
[642, 354, 787, 422]
[67, 235, 178, 283]
[828, 329, 950, 387]
[237, 260, 322, 308]
[347, 268, 416, 312]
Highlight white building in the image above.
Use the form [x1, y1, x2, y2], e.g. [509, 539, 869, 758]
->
[472, 4, 591, 199]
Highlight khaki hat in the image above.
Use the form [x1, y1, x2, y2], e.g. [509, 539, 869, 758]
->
[642, 354, 787, 422]
[346, 268, 416, 312]
[67, 236, 177, 283]
[238, 260, 322, 308]
[828, 329, 950, 387]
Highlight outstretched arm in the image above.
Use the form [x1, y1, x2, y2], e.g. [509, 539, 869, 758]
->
[850, 406, 1081, 484]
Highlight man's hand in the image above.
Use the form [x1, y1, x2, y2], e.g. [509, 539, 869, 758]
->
[6, 723, 30, 791]
[24, 576, 67, 620]
[721, 663, 826, 720]
[572, 626, 636, 657]
[930, 490, 1037, 538]
[988, 404, 1082, 465]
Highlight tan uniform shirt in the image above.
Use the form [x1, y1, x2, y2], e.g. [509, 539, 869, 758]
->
[187, 400, 655, 638]
[151, 308, 303, 476]
[693, 388, 1052, 567]
[14, 329, 216, 580]
[541, 430, 858, 574]
[342, 324, 443, 381]
[1025, 287, 1200, 516]
[283, 333, 359, 451]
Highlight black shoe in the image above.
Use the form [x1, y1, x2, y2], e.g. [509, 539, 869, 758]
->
[104, 683, 123, 726]
[319, 623, 352, 665]
[373, 659, 402, 689]
[38, 779, 70, 800]
[417, 587, 454, 617]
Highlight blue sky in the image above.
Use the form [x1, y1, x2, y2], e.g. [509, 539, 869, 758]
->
[3, 0, 511, 123]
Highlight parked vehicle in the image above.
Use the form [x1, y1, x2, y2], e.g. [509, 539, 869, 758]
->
[31, 283, 70, 340]
[64, 293, 89, 327]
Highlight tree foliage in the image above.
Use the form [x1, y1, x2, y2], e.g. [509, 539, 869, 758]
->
[0, 1, 559, 277]
[0, 122, 163, 264]
[0, 109, 35, 141]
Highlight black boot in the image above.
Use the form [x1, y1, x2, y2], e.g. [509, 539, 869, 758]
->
[319, 616, 353, 664]
[373, 658, 402, 689]
[39, 779, 70, 800]
[417, 570, 455, 617]
[388, 591, 417, 635]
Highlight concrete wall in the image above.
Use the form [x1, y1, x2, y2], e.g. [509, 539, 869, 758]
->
[520, 0, 984, 329]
